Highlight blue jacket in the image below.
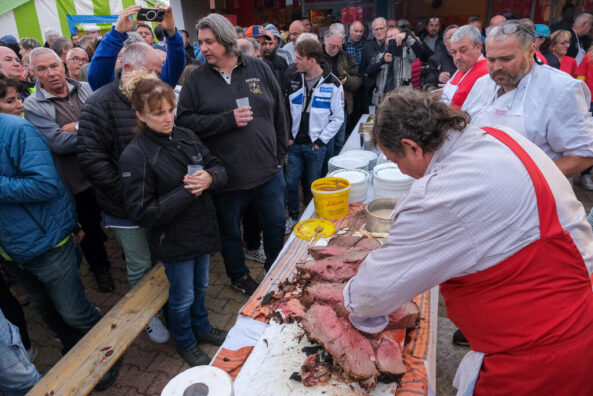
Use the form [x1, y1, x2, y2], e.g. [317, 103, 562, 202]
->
[0, 114, 76, 263]
[87, 27, 185, 91]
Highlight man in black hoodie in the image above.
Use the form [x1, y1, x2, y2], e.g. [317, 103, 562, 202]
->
[177, 14, 288, 296]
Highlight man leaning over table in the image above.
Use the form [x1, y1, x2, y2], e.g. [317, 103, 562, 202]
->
[344, 89, 593, 396]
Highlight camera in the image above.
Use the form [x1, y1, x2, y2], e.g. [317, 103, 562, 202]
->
[136, 8, 165, 22]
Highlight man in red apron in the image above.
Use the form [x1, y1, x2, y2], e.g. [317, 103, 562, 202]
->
[441, 25, 488, 109]
[344, 89, 593, 395]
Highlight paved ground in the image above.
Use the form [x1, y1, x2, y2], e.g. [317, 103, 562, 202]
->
[15, 185, 593, 395]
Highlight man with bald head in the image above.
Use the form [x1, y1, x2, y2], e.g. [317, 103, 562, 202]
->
[361, 17, 388, 111]
[0, 46, 23, 79]
[284, 20, 305, 62]
[345, 21, 365, 68]
[486, 15, 506, 36]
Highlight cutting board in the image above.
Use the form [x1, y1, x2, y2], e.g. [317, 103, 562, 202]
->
[233, 320, 403, 396]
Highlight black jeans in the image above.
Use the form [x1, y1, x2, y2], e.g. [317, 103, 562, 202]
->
[0, 271, 31, 349]
[74, 188, 110, 273]
[214, 171, 287, 277]
[242, 202, 261, 251]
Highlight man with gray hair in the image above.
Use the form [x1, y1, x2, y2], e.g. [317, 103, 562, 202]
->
[43, 27, 59, 47]
[441, 25, 487, 108]
[24, 47, 115, 295]
[78, 38, 174, 343]
[322, 23, 361, 153]
[177, 13, 288, 296]
[568, 12, 593, 63]
[463, 19, 593, 177]
[65, 47, 89, 81]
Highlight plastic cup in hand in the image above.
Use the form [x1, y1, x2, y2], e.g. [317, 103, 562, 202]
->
[187, 164, 203, 175]
[236, 97, 250, 108]
[369, 105, 376, 115]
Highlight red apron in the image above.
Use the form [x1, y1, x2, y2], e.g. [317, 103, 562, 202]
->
[441, 127, 593, 395]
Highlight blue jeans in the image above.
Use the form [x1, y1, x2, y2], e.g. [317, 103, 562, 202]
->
[214, 170, 286, 277]
[162, 255, 211, 350]
[3, 239, 102, 353]
[286, 143, 328, 220]
[0, 309, 40, 395]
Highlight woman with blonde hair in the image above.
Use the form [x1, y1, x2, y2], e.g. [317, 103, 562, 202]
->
[118, 71, 229, 366]
[545, 30, 577, 77]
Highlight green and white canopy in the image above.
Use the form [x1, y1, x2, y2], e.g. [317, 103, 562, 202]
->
[0, 0, 163, 43]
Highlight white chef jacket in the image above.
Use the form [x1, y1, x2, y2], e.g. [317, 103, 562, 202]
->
[462, 64, 593, 161]
[343, 124, 593, 333]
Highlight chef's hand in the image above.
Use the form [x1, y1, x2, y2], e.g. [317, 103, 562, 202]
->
[384, 53, 393, 63]
[438, 71, 451, 84]
[234, 106, 253, 127]
[115, 5, 142, 34]
[184, 171, 213, 196]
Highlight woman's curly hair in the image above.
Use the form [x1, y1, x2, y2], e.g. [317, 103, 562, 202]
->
[372, 89, 469, 156]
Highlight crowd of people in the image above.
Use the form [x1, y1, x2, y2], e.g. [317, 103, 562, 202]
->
[2, 2, 593, 394]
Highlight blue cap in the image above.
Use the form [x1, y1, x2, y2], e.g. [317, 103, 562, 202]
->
[535, 24, 550, 38]
[0, 35, 17, 44]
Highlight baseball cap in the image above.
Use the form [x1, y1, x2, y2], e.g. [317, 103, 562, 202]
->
[245, 25, 272, 40]
[265, 24, 282, 40]
[535, 24, 550, 38]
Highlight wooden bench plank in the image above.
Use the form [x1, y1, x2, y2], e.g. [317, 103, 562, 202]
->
[28, 263, 169, 396]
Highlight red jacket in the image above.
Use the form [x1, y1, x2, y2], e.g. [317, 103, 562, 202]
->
[577, 53, 593, 102]
[559, 55, 578, 78]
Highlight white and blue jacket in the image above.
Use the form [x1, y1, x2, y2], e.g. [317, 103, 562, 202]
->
[286, 69, 344, 146]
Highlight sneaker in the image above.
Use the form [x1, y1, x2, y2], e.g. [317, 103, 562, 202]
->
[244, 242, 266, 264]
[231, 274, 259, 296]
[94, 269, 115, 293]
[177, 345, 211, 366]
[285, 217, 298, 235]
[145, 315, 170, 343]
[26, 344, 38, 362]
[94, 358, 121, 391]
[581, 174, 593, 190]
[452, 329, 470, 347]
[196, 327, 228, 346]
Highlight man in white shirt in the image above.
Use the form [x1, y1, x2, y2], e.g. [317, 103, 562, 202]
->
[463, 19, 593, 178]
[344, 89, 593, 395]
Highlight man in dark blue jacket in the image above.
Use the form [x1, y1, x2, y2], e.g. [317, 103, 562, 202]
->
[0, 114, 119, 390]
[87, 4, 185, 91]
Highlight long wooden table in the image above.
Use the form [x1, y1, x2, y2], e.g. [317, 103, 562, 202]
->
[209, 115, 438, 395]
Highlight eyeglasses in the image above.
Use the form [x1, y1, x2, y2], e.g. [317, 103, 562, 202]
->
[560, 41, 571, 46]
[70, 56, 89, 64]
[327, 43, 342, 50]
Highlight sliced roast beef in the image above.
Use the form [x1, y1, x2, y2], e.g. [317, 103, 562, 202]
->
[374, 335, 406, 382]
[297, 258, 359, 283]
[386, 301, 420, 329]
[354, 237, 381, 250]
[303, 282, 345, 307]
[327, 235, 363, 248]
[276, 298, 306, 321]
[339, 248, 370, 263]
[302, 304, 379, 388]
[308, 245, 350, 260]
[299, 353, 331, 387]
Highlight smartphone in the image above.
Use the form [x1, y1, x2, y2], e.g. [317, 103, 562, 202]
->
[136, 8, 165, 22]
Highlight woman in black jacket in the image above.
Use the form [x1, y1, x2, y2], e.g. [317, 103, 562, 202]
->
[118, 71, 228, 367]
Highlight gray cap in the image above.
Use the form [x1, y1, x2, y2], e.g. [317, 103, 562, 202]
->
[264, 24, 282, 40]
